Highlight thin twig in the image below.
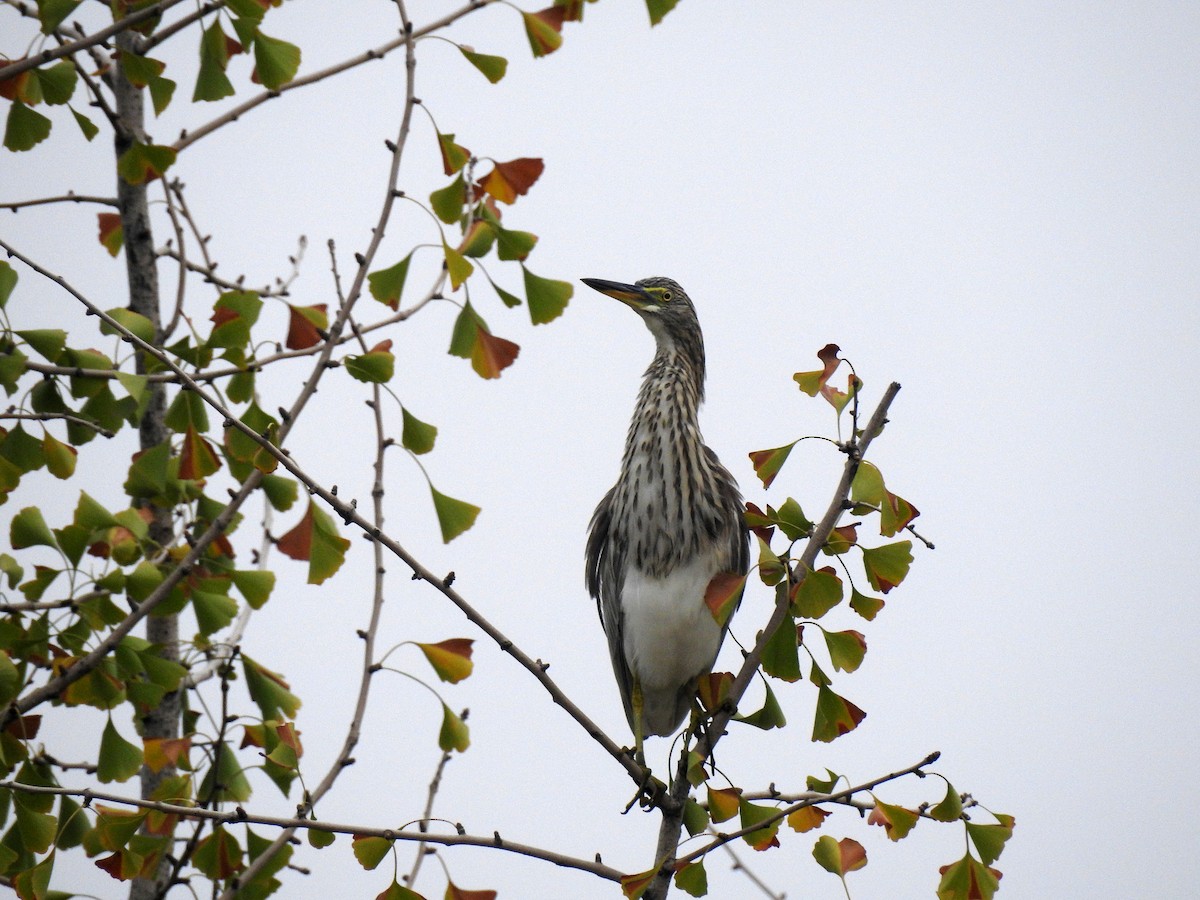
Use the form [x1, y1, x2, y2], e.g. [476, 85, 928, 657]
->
[0, 194, 119, 212]
[0, 410, 115, 438]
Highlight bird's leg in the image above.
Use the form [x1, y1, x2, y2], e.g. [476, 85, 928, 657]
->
[620, 677, 665, 813]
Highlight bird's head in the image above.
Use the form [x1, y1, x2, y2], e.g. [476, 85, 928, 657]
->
[581, 275, 707, 395]
[581, 275, 701, 347]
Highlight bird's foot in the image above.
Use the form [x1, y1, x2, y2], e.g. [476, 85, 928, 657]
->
[622, 768, 666, 814]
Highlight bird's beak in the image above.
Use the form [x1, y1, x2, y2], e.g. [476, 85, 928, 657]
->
[580, 278, 654, 311]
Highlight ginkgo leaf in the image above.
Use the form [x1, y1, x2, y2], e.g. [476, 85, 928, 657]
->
[786, 805, 829, 833]
[738, 799, 782, 851]
[620, 868, 655, 900]
[344, 341, 395, 383]
[495, 226, 537, 261]
[179, 425, 221, 480]
[937, 853, 1002, 900]
[748, 441, 796, 489]
[522, 266, 571, 324]
[401, 408, 437, 455]
[868, 796, 919, 841]
[861, 541, 913, 593]
[824, 629, 866, 673]
[285, 304, 327, 350]
[735, 682, 786, 731]
[276, 501, 351, 584]
[116, 141, 176, 184]
[793, 343, 841, 397]
[194, 21, 236, 101]
[437, 131, 471, 175]
[521, 10, 564, 57]
[966, 814, 1015, 866]
[242, 655, 301, 720]
[790, 566, 843, 619]
[97, 717, 143, 783]
[431, 173, 466, 223]
[252, 31, 301, 90]
[761, 618, 801, 682]
[459, 46, 507, 83]
[416, 639, 474, 684]
[482, 157, 545, 204]
[706, 786, 741, 824]
[42, 432, 77, 479]
[443, 241, 473, 289]
[430, 485, 480, 543]
[194, 826, 243, 880]
[4, 101, 52, 151]
[812, 685, 866, 743]
[673, 860, 707, 898]
[37, 0, 83, 33]
[849, 586, 885, 620]
[645, 0, 681, 26]
[812, 835, 867, 877]
[447, 882, 498, 900]
[703, 571, 744, 627]
[929, 782, 964, 823]
[438, 703, 470, 752]
[448, 303, 520, 379]
[367, 254, 412, 310]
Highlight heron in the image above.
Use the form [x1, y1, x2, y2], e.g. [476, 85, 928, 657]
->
[582, 276, 750, 759]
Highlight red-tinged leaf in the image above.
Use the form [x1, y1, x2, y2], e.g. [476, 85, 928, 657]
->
[748, 441, 796, 489]
[812, 835, 867, 876]
[703, 571, 745, 627]
[790, 565, 843, 619]
[5, 714, 40, 739]
[95, 850, 136, 881]
[447, 883, 498, 900]
[738, 799, 782, 851]
[881, 489, 920, 537]
[437, 131, 471, 175]
[15, 848, 55, 896]
[861, 540, 913, 593]
[0, 64, 30, 101]
[756, 536, 785, 586]
[178, 425, 221, 480]
[696, 671, 732, 713]
[375, 881, 425, 900]
[966, 814, 1015, 866]
[706, 786, 741, 823]
[743, 502, 775, 543]
[473, 328, 520, 380]
[823, 523, 858, 555]
[824, 629, 866, 673]
[143, 736, 191, 773]
[620, 868, 655, 900]
[276, 501, 350, 584]
[787, 805, 829, 833]
[937, 854, 1002, 900]
[793, 343, 842, 396]
[97, 213, 123, 257]
[868, 796, 919, 841]
[459, 219, 495, 258]
[522, 9, 564, 57]
[285, 303, 327, 350]
[821, 372, 861, 414]
[416, 638, 474, 684]
[194, 826, 243, 880]
[482, 157, 545, 204]
[812, 685, 866, 743]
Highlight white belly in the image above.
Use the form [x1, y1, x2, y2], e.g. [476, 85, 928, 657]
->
[621, 554, 724, 734]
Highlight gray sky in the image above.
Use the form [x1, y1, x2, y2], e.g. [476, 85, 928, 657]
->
[4, 1, 1198, 897]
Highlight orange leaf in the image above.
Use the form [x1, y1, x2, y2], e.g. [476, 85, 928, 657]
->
[448, 884, 498, 900]
[481, 157, 544, 204]
[794, 343, 842, 396]
[787, 805, 830, 833]
[703, 571, 745, 627]
[286, 303, 328, 350]
[696, 671, 732, 712]
[97, 212, 123, 256]
[178, 425, 221, 480]
[472, 327, 520, 379]
[144, 736, 191, 773]
[276, 503, 314, 561]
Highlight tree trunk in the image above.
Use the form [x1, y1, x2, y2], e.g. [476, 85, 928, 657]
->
[112, 28, 180, 900]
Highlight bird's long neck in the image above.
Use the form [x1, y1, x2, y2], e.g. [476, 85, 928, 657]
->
[614, 345, 716, 575]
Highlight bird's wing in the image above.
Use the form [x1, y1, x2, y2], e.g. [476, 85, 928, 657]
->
[586, 485, 636, 728]
[706, 447, 751, 575]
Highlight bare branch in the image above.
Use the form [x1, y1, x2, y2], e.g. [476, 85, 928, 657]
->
[0, 193, 118, 212]
[0, 410, 115, 438]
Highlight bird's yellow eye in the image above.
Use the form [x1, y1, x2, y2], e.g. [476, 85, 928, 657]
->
[661, 290, 672, 302]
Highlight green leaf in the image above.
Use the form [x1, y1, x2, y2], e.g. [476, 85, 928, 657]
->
[747, 442, 797, 490]
[367, 254, 412, 310]
[459, 46, 507, 83]
[812, 685, 866, 743]
[849, 586, 885, 621]
[522, 266, 571, 325]
[774, 497, 812, 540]
[400, 408, 437, 455]
[930, 782, 964, 823]
[495, 227, 537, 262]
[198, 742, 251, 803]
[430, 485, 480, 543]
[308, 828, 335, 849]
[443, 241, 473, 289]
[824, 629, 866, 673]
[760, 618, 800, 682]
[681, 798, 709, 836]
[42, 432, 76, 480]
[430, 174, 465, 224]
[4, 102, 52, 152]
[966, 814, 1015, 866]
[812, 834, 867, 878]
[97, 718, 143, 783]
[164, 389, 209, 435]
[438, 703, 470, 752]
[0, 551, 23, 587]
[192, 588, 237, 635]
[674, 859, 707, 897]
[344, 347, 395, 383]
[436, 131, 471, 175]
[735, 681, 786, 730]
[645, 0, 682, 26]
[231, 570, 275, 610]
[100, 308, 156, 345]
[737, 798, 782, 850]
[790, 566, 843, 619]
[861, 541, 913, 594]
[32, 60, 76, 105]
[15, 329, 65, 362]
[755, 536, 784, 586]
[37, 0, 83, 33]
[351, 835, 392, 871]
[253, 32, 301, 90]
[261, 474, 298, 511]
[242, 655, 301, 721]
[1, 425, 46, 473]
[70, 104, 98, 140]
[11, 507, 58, 551]
[116, 141, 176, 184]
[0, 261, 17, 307]
[194, 826, 243, 880]
[937, 853, 1002, 900]
[0, 651, 21, 707]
